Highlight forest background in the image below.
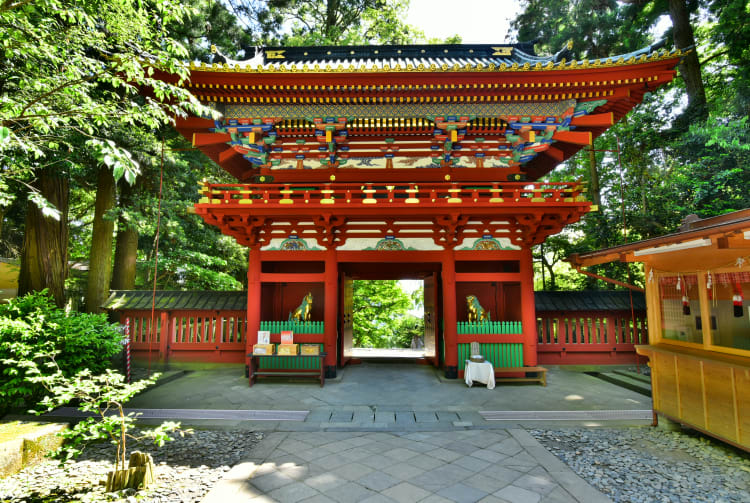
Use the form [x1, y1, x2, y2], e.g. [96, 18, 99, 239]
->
[1, 0, 748, 347]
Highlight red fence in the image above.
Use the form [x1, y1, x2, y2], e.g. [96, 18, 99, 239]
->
[536, 310, 648, 365]
[120, 307, 647, 367]
[121, 310, 247, 365]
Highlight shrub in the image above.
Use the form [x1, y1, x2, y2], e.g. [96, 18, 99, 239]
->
[0, 290, 123, 414]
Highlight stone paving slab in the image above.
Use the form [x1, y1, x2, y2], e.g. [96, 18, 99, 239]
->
[201, 430, 613, 503]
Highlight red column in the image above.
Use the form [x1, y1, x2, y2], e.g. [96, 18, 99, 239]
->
[441, 249, 458, 378]
[324, 248, 338, 378]
[520, 246, 538, 366]
[246, 247, 262, 382]
[159, 311, 169, 363]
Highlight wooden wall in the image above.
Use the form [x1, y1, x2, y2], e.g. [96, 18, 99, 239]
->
[638, 344, 750, 451]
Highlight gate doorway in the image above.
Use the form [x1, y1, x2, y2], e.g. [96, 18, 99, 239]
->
[339, 263, 439, 367]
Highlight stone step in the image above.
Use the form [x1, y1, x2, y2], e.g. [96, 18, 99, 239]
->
[594, 372, 651, 397]
[0, 421, 68, 477]
[612, 369, 651, 384]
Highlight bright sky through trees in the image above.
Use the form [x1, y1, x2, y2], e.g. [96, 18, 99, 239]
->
[406, 0, 522, 43]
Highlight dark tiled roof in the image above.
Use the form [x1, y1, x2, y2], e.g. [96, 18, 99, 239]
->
[201, 41, 681, 73]
[104, 290, 247, 311]
[106, 290, 644, 313]
[534, 290, 645, 312]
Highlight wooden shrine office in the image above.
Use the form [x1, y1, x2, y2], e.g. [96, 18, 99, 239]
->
[570, 210, 750, 450]
[153, 42, 683, 379]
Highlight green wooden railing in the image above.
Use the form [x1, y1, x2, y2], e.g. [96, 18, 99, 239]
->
[259, 321, 325, 334]
[458, 343, 523, 370]
[256, 344, 325, 370]
[457, 321, 522, 334]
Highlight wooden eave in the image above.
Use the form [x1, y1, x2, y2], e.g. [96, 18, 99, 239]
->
[192, 180, 591, 249]
[183, 63, 676, 106]
[569, 210, 750, 271]
[161, 55, 680, 183]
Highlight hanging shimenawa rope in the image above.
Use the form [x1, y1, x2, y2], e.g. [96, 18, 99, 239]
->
[147, 139, 166, 378]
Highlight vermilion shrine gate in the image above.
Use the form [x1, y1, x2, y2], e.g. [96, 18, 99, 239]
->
[155, 42, 682, 379]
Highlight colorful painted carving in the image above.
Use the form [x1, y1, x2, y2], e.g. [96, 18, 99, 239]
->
[374, 237, 406, 251]
[472, 238, 502, 250]
[279, 236, 308, 251]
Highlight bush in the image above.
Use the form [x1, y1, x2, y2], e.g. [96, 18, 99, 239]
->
[0, 290, 124, 414]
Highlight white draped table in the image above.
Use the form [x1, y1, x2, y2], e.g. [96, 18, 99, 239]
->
[464, 360, 495, 389]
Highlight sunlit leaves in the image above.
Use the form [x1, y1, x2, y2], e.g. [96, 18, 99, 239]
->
[27, 191, 62, 221]
[86, 139, 140, 185]
[352, 281, 422, 348]
[0, 0, 215, 197]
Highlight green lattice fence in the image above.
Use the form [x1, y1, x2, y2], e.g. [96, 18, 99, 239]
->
[456, 321, 522, 334]
[457, 343, 523, 370]
[259, 321, 325, 334]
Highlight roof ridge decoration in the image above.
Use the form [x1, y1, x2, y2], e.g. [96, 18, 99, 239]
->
[198, 41, 685, 74]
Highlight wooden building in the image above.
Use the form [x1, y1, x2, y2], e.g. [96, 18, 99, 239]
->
[151, 42, 682, 379]
[569, 210, 750, 450]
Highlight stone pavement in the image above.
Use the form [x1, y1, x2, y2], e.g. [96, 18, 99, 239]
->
[122, 363, 646, 502]
[201, 429, 612, 503]
[126, 363, 651, 432]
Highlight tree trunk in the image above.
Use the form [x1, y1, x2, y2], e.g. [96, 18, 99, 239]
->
[588, 141, 602, 207]
[85, 168, 116, 313]
[325, 0, 338, 39]
[111, 180, 138, 290]
[18, 169, 69, 307]
[543, 258, 556, 290]
[668, 0, 708, 124]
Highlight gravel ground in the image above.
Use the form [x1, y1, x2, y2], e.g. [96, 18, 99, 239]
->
[0, 429, 263, 503]
[530, 427, 750, 503]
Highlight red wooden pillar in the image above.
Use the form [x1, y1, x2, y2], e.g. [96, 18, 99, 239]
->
[520, 247, 538, 366]
[324, 248, 338, 378]
[159, 311, 169, 363]
[246, 246, 262, 382]
[441, 249, 458, 378]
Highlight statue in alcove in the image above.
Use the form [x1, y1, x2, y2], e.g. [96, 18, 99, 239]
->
[289, 292, 313, 322]
[466, 295, 490, 323]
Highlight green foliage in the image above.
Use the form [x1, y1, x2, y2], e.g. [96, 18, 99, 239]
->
[511, 0, 659, 58]
[0, 291, 123, 414]
[23, 368, 184, 479]
[30, 369, 185, 470]
[169, 0, 256, 61]
[667, 117, 750, 216]
[513, 1, 749, 291]
[352, 281, 423, 348]
[129, 132, 247, 291]
[0, 0, 215, 210]
[263, 0, 420, 45]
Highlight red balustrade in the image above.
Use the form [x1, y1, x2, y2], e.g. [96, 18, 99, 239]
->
[536, 311, 648, 365]
[196, 180, 587, 208]
[120, 310, 247, 365]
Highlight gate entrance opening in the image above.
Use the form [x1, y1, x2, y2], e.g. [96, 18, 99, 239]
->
[340, 263, 439, 366]
[349, 279, 425, 359]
